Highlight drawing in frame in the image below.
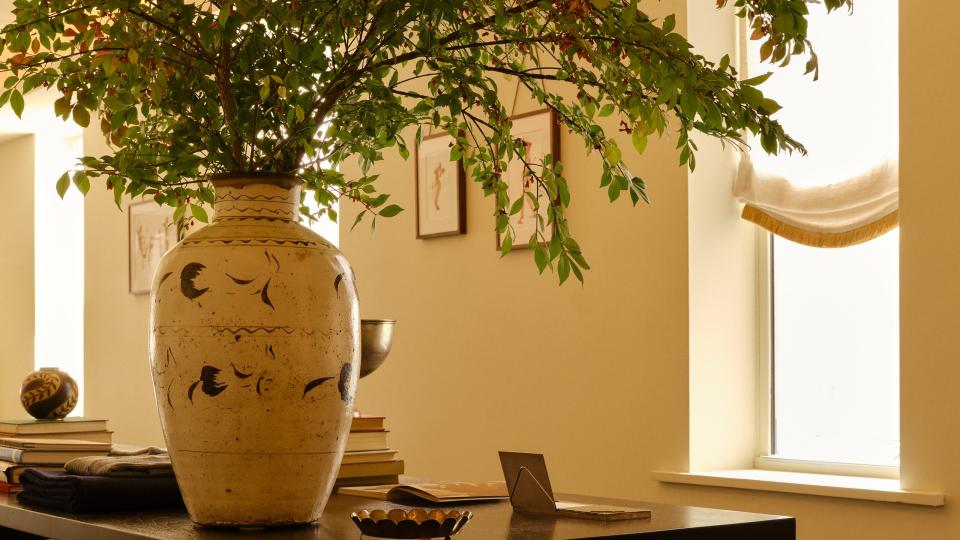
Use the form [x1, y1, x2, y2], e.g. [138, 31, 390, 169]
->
[128, 200, 178, 294]
[497, 108, 560, 250]
[415, 131, 467, 239]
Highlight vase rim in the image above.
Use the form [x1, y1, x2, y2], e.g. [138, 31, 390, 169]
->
[210, 172, 303, 188]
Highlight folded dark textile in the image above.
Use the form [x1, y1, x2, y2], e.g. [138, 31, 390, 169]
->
[16, 469, 183, 513]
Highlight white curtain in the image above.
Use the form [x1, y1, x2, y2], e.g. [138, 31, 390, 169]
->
[737, 0, 898, 248]
[734, 157, 898, 248]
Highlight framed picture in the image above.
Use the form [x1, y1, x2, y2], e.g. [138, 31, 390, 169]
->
[416, 131, 466, 238]
[497, 108, 560, 250]
[128, 200, 178, 294]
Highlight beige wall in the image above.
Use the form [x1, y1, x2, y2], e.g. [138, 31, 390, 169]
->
[337, 3, 960, 540]
[341, 0, 689, 498]
[898, 0, 959, 512]
[686, 1, 761, 472]
[60, 1, 960, 538]
[82, 125, 163, 445]
[0, 135, 35, 418]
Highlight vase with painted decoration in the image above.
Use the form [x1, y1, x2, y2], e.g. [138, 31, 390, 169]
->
[148, 173, 359, 526]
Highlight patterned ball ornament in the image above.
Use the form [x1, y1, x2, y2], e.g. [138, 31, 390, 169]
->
[20, 368, 79, 420]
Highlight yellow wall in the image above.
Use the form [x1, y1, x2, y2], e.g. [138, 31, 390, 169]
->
[63, 1, 960, 538]
[0, 135, 35, 418]
[337, 2, 960, 539]
[342, 0, 690, 499]
[81, 126, 163, 445]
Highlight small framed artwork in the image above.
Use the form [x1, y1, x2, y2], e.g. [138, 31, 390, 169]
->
[128, 200, 178, 294]
[497, 108, 560, 250]
[416, 131, 467, 239]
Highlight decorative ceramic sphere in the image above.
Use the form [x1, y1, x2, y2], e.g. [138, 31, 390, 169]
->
[20, 368, 79, 420]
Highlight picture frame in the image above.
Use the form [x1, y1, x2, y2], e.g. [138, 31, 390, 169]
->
[128, 200, 178, 295]
[415, 131, 467, 239]
[496, 108, 561, 250]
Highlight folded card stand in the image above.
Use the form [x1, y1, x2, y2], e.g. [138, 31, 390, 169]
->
[498, 451, 651, 522]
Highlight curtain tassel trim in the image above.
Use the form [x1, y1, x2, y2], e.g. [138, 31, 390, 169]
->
[741, 205, 899, 248]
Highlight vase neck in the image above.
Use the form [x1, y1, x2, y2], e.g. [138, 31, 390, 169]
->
[213, 177, 301, 222]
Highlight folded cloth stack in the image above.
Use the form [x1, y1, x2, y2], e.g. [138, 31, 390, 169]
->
[17, 470, 183, 513]
[16, 447, 182, 513]
[66, 446, 173, 478]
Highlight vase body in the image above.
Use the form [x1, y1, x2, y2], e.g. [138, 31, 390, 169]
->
[148, 174, 359, 526]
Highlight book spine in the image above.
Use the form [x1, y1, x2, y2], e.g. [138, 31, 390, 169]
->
[0, 448, 22, 464]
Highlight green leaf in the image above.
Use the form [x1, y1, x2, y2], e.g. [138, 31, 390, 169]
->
[172, 204, 186, 223]
[500, 232, 513, 256]
[379, 204, 403, 218]
[604, 144, 622, 167]
[218, 2, 232, 25]
[760, 98, 782, 115]
[72, 106, 90, 127]
[190, 204, 208, 223]
[10, 90, 23, 118]
[558, 255, 571, 284]
[534, 246, 548, 273]
[742, 72, 773, 86]
[72, 171, 90, 195]
[54, 97, 70, 117]
[662, 14, 676, 33]
[56, 172, 70, 198]
[632, 130, 648, 155]
[351, 210, 366, 231]
[509, 197, 524, 216]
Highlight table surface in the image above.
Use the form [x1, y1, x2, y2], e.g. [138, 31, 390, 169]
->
[0, 491, 794, 540]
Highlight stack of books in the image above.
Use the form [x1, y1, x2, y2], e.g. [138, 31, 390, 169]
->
[0, 418, 112, 493]
[336, 415, 403, 487]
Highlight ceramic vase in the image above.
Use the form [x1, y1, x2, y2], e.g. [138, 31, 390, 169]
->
[148, 173, 359, 526]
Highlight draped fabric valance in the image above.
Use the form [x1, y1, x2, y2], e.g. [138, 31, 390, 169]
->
[733, 156, 899, 248]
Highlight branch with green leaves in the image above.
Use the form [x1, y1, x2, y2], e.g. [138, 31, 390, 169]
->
[0, 0, 849, 284]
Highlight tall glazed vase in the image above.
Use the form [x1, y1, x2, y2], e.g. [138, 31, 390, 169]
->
[148, 173, 359, 526]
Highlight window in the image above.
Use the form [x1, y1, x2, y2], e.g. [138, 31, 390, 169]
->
[33, 121, 84, 414]
[306, 204, 339, 247]
[748, 0, 899, 470]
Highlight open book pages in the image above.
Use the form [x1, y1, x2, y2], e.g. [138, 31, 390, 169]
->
[338, 481, 508, 503]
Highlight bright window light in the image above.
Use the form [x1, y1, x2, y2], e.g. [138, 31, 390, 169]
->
[748, 1, 899, 466]
[33, 125, 84, 415]
[305, 203, 339, 247]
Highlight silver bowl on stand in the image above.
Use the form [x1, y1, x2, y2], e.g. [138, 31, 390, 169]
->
[359, 319, 396, 378]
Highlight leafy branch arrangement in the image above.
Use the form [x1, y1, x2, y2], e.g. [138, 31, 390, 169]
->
[0, 0, 851, 283]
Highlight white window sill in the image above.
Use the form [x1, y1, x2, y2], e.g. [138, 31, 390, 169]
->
[652, 469, 944, 507]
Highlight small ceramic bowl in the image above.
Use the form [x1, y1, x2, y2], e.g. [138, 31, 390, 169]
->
[350, 508, 473, 539]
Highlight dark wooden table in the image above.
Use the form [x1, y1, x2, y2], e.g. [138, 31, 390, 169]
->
[0, 492, 794, 539]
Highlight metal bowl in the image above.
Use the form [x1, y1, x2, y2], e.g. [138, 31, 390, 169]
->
[351, 508, 472, 539]
[360, 319, 396, 378]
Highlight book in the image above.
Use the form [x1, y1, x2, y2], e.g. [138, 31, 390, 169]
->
[341, 449, 398, 465]
[0, 418, 108, 435]
[0, 447, 109, 465]
[337, 460, 404, 479]
[334, 475, 400, 488]
[0, 431, 113, 444]
[0, 461, 62, 484]
[0, 438, 112, 451]
[350, 415, 385, 432]
[0, 482, 21, 494]
[345, 430, 389, 452]
[338, 481, 508, 503]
